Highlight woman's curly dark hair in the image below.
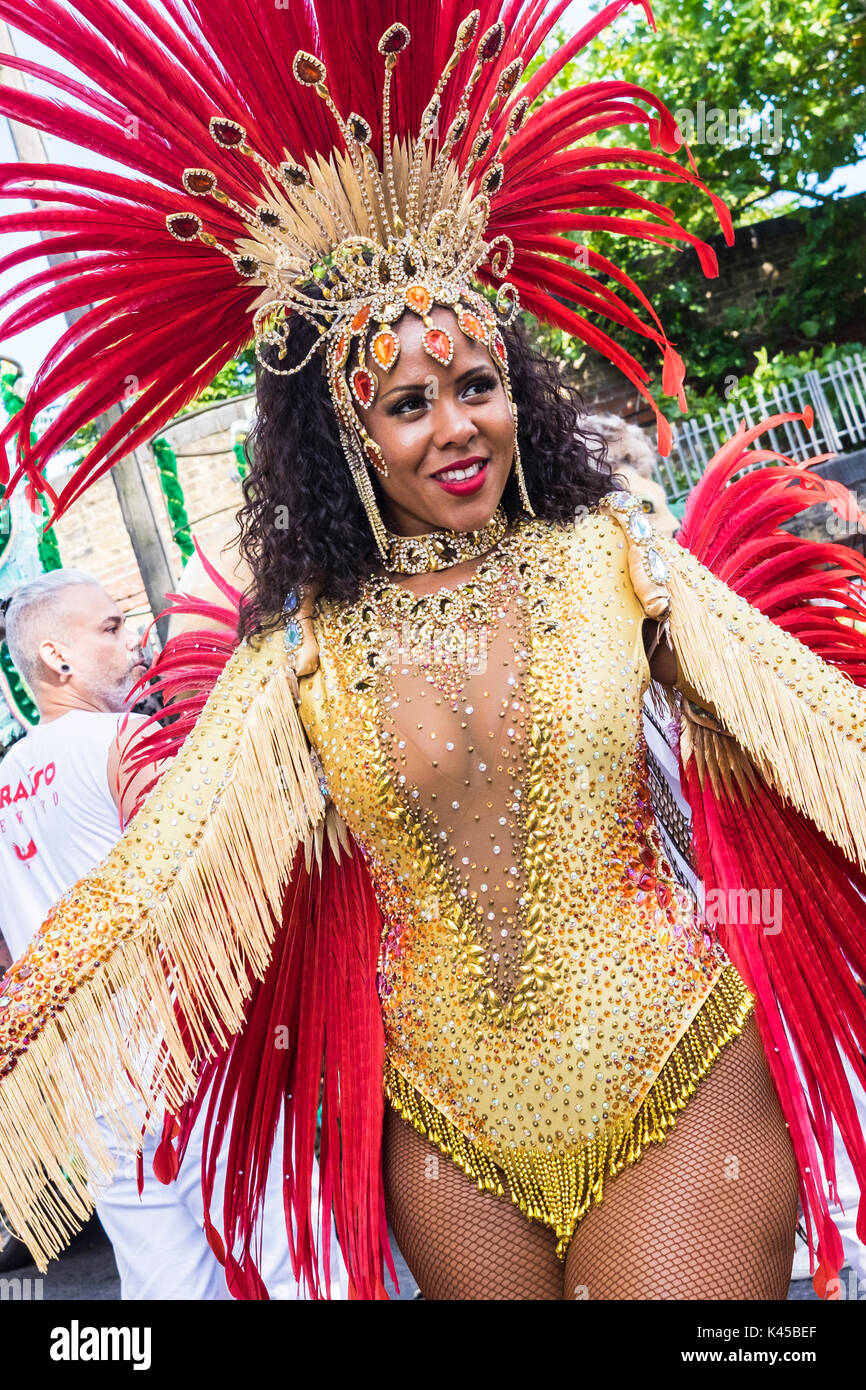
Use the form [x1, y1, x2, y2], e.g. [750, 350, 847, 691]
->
[237, 310, 612, 634]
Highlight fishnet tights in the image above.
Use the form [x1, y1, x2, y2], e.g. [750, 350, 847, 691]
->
[384, 1017, 799, 1300]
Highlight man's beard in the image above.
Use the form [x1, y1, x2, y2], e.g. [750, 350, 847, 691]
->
[97, 663, 146, 713]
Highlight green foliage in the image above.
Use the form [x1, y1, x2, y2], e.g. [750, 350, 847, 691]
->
[528, 0, 866, 397]
[661, 339, 865, 420]
[178, 349, 255, 413]
[553, 0, 866, 235]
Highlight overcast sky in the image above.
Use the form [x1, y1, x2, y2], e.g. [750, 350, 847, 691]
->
[1, 5, 864, 382]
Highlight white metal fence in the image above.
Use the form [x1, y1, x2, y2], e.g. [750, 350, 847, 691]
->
[659, 353, 866, 504]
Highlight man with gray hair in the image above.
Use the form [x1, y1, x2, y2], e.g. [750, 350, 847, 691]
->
[0, 570, 152, 917]
[0, 569, 343, 1299]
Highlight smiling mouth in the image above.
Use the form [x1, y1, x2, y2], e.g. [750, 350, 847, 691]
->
[432, 458, 486, 483]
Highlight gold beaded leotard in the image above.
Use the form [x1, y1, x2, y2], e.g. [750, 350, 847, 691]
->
[299, 509, 752, 1252]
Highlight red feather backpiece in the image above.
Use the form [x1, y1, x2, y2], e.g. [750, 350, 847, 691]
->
[0, 0, 731, 511]
[677, 413, 866, 1298]
[123, 550, 392, 1299]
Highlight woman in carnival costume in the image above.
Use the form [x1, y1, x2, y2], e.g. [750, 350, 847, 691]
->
[0, 0, 864, 1301]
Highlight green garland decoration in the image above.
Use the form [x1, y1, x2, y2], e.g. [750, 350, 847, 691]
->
[0, 369, 64, 735]
[0, 640, 39, 727]
[233, 439, 249, 481]
[151, 436, 194, 562]
[0, 371, 62, 572]
[37, 494, 62, 572]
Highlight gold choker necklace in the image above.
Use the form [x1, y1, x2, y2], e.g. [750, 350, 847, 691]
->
[384, 506, 508, 575]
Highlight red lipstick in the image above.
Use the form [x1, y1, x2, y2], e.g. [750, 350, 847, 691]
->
[430, 456, 488, 496]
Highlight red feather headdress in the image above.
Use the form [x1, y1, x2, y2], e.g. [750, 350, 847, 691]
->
[0, 0, 731, 518]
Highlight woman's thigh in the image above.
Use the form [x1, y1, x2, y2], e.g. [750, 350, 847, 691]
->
[383, 1105, 564, 1300]
[563, 1015, 799, 1300]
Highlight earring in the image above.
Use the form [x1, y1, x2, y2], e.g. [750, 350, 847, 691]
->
[359, 427, 389, 477]
[511, 430, 535, 516]
[60, 663, 71, 673]
[337, 423, 390, 559]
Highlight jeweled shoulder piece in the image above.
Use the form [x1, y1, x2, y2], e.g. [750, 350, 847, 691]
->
[599, 491, 671, 621]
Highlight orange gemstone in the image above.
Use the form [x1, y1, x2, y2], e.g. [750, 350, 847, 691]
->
[332, 374, 345, 402]
[183, 169, 217, 196]
[351, 304, 372, 333]
[333, 332, 348, 366]
[405, 284, 431, 315]
[492, 332, 507, 367]
[424, 327, 453, 365]
[293, 51, 326, 85]
[372, 329, 399, 371]
[458, 310, 485, 343]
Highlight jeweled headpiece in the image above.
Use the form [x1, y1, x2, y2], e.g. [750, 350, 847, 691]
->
[166, 14, 539, 550]
[0, 0, 733, 536]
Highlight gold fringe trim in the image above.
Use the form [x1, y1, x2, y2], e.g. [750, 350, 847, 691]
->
[665, 553, 866, 873]
[385, 966, 754, 1257]
[0, 630, 325, 1270]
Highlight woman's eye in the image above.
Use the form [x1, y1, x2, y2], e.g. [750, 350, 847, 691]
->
[465, 375, 496, 396]
[391, 394, 428, 415]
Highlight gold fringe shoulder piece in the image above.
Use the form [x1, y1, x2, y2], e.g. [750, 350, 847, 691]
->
[0, 629, 325, 1268]
[656, 536, 866, 872]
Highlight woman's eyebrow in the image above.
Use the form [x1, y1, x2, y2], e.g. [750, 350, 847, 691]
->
[380, 366, 490, 401]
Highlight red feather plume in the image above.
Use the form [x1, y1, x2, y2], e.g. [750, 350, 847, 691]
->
[120, 546, 393, 1299]
[0, 0, 730, 513]
[678, 413, 866, 1298]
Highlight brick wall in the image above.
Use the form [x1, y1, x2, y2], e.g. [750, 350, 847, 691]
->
[50, 395, 254, 629]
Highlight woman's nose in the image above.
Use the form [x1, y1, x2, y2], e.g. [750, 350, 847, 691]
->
[432, 396, 478, 448]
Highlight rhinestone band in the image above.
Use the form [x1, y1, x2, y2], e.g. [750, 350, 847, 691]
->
[383, 506, 508, 575]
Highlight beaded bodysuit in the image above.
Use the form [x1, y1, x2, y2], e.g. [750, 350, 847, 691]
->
[299, 511, 752, 1251]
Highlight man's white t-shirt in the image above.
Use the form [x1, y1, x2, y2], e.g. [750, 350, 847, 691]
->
[0, 710, 126, 957]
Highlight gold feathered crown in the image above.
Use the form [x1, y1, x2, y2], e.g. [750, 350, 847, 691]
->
[165, 11, 524, 388]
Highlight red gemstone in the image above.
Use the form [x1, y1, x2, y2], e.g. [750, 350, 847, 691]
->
[183, 169, 217, 196]
[482, 162, 505, 195]
[424, 328, 453, 365]
[210, 118, 245, 147]
[497, 58, 522, 98]
[166, 213, 201, 240]
[352, 368, 375, 407]
[478, 22, 505, 61]
[293, 51, 326, 85]
[455, 11, 479, 50]
[379, 22, 410, 55]
[471, 130, 492, 161]
[458, 309, 486, 343]
[509, 96, 530, 133]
